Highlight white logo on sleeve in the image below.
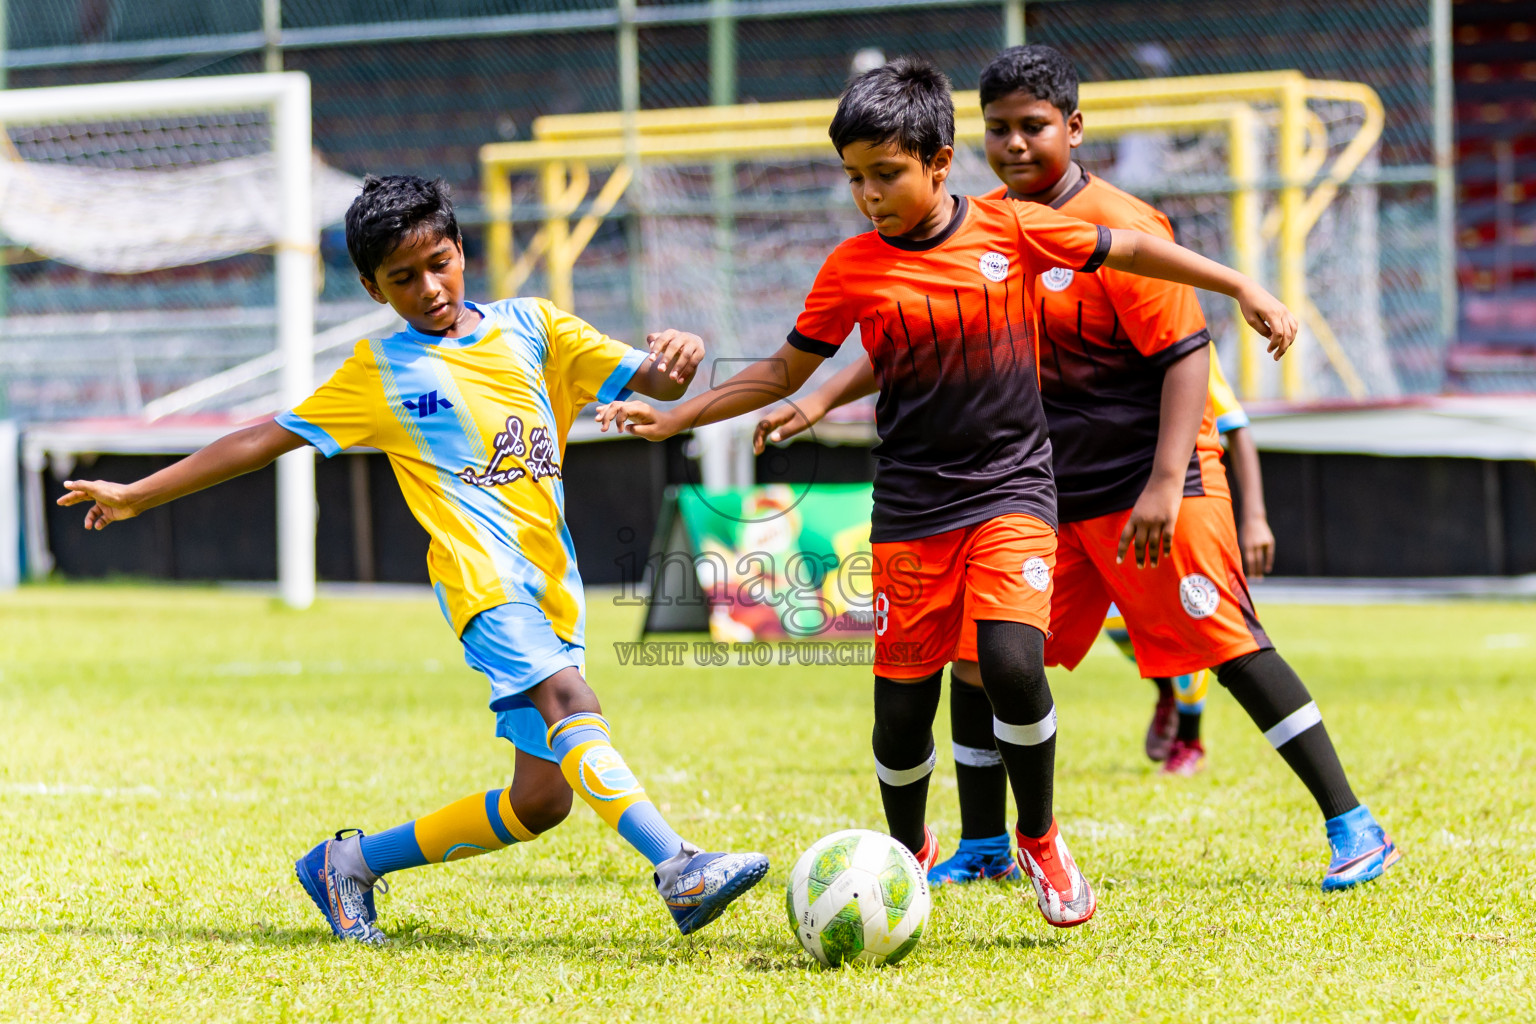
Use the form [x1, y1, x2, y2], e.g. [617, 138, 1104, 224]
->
[1040, 267, 1075, 292]
[1022, 557, 1051, 592]
[979, 251, 1010, 282]
[1179, 573, 1221, 619]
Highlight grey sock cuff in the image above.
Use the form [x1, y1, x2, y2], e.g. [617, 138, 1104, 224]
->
[331, 833, 380, 887]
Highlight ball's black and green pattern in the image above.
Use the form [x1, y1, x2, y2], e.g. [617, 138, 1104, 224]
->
[786, 829, 931, 967]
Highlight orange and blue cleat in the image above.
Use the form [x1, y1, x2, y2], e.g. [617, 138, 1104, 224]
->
[654, 841, 769, 935]
[295, 829, 387, 944]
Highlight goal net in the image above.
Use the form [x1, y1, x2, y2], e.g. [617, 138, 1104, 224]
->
[0, 73, 356, 606]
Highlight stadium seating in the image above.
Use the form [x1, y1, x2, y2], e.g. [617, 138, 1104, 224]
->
[1448, 6, 1536, 387]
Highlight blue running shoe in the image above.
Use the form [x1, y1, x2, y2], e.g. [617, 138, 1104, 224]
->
[1322, 805, 1402, 892]
[928, 836, 1021, 886]
[295, 829, 388, 944]
[654, 841, 769, 936]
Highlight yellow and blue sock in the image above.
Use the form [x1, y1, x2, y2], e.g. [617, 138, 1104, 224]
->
[357, 787, 538, 876]
[546, 712, 685, 866]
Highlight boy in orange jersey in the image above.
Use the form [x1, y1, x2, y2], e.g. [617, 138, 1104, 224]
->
[599, 57, 1297, 926]
[752, 47, 1398, 894]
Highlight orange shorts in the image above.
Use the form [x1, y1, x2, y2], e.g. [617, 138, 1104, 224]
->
[957, 496, 1268, 677]
[871, 513, 1055, 680]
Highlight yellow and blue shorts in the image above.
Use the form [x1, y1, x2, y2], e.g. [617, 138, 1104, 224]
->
[461, 601, 585, 763]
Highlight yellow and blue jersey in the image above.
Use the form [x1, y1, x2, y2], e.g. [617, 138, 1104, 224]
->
[1207, 343, 1249, 435]
[276, 298, 647, 643]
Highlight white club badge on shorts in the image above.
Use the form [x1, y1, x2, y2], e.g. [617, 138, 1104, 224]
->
[1179, 573, 1221, 619]
[1022, 556, 1051, 592]
[1040, 267, 1075, 292]
[979, 251, 1010, 282]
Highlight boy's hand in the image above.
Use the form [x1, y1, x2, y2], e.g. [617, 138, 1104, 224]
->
[752, 404, 814, 454]
[1118, 479, 1181, 568]
[1237, 283, 1299, 360]
[57, 480, 142, 530]
[647, 329, 704, 385]
[1239, 514, 1276, 578]
[596, 399, 680, 440]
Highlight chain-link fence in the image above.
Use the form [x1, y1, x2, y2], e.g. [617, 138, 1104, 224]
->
[0, 0, 1449, 423]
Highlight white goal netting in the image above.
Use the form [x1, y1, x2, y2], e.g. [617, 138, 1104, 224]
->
[0, 95, 363, 423]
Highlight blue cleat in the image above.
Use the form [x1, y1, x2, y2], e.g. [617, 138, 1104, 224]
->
[1322, 805, 1402, 892]
[654, 842, 770, 935]
[928, 835, 1021, 885]
[295, 829, 388, 944]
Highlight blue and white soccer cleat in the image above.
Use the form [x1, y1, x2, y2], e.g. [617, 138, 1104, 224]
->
[1322, 805, 1402, 892]
[654, 842, 769, 935]
[295, 829, 388, 944]
[928, 836, 1022, 885]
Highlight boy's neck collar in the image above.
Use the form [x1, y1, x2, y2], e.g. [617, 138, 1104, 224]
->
[400, 299, 490, 346]
[877, 195, 968, 252]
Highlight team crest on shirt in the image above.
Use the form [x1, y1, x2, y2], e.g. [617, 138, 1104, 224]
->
[1022, 557, 1051, 592]
[1040, 267, 1075, 292]
[1179, 573, 1221, 619]
[458, 414, 561, 488]
[979, 251, 1010, 282]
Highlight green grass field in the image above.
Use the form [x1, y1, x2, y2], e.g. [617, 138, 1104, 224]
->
[2, 585, 1532, 1022]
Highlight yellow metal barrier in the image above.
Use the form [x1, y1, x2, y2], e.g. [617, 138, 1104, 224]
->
[480, 71, 1384, 399]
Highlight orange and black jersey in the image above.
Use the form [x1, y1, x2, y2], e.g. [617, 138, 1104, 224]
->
[985, 174, 1229, 522]
[788, 195, 1111, 542]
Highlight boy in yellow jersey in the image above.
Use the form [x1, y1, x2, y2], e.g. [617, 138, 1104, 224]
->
[57, 175, 768, 943]
[1103, 346, 1276, 775]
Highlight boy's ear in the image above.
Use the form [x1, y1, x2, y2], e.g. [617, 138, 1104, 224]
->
[930, 144, 955, 184]
[1067, 109, 1085, 148]
[359, 274, 388, 305]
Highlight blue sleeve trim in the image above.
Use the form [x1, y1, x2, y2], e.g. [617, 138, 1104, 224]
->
[1216, 409, 1250, 434]
[274, 410, 342, 458]
[597, 345, 650, 404]
[1081, 224, 1113, 273]
[787, 328, 840, 358]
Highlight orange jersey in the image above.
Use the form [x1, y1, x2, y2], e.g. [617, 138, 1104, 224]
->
[984, 175, 1227, 522]
[789, 195, 1110, 542]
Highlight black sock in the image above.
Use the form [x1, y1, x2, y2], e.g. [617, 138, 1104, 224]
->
[1215, 649, 1359, 820]
[872, 672, 943, 855]
[949, 674, 1009, 840]
[1153, 677, 1174, 699]
[1176, 710, 1202, 742]
[975, 620, 1056, 839]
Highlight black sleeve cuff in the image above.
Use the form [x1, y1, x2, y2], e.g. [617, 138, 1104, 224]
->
[1145, 327, 1212, 369]
[1080, 224, 1112, 273]
[787, 328, 840, 358]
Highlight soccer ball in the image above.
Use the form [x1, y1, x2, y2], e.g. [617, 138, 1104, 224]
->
[786, 829, 931, 968]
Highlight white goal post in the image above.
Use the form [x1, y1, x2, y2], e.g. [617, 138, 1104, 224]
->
[0, 73, 318, 608]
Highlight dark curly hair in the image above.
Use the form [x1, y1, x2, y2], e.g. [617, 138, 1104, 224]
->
[344, 173, 461, 281]
[829, 56, 955, 164]
[979, 44, 1079, 119]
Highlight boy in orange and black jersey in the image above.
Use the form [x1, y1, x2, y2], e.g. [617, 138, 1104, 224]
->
[600, 58, 1299, 927]
[753, 47, 1399, 894]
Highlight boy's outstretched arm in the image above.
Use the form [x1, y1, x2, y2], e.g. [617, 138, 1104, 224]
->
[752, 358, 878, 454]
[597, 342, 825, 440]
[57, 419, 306, 530]
[1104, 231, 1298, 357]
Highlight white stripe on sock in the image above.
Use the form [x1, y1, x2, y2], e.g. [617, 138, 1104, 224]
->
[1263, 701, 1322, 748]
[994, 707, 1057, 747]
[952, 741, 1003, 768]
[874, 748, 937, 787]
